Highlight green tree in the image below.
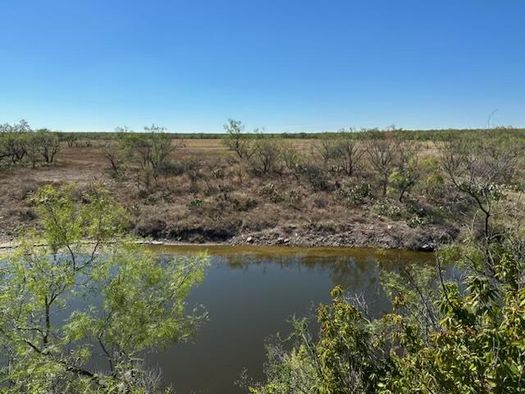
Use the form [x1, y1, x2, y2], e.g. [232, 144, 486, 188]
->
[0, 120, 31, 165]
[223, 119, 254, 160]
[0, 184, 209, 393]
[248, 133, 283, 176]
[250, 224, 525, 393]
[387, 141, 420, 202]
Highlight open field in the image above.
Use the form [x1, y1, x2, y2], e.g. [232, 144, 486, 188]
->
[1, 129, 524, 250]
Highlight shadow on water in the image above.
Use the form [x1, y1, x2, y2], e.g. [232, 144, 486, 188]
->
[144, 245, 433, 394]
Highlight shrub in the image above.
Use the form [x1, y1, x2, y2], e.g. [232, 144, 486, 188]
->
[298, 163, 331, 192]
[317, 130, 365, 176]
[366, 134, 400, 196]
[222, 119, 254, 160]
[259, 183, 284, 203]
[231, 196, 258, 211]
[0, 184, 209, 392]
[248, 136, 283, 176]
[1, 121, 60, 167]
[187, 198, 204, 211]
[0, 120, 31, 165]
[32, 129, 61, 165]
[372, 199, 403, 219]
[336, 182, 372, 207]
[250, 227, 525, 394]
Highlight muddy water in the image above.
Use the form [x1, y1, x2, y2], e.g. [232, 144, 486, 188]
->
[143, 245, 433, 394]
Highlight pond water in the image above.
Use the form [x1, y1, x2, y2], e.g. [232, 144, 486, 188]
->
[143, 245, 433, 394]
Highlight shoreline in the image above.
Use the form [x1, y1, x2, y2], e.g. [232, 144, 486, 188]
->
[0, 228, 437, 252]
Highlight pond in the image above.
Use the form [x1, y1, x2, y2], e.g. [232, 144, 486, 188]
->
[143, 245, 433, 394]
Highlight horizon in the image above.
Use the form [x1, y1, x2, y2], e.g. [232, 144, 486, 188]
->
[19, 124, 525, 134]
[1, 0, 524, 132]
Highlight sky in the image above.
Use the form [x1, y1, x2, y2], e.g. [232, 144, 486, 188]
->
[0, 0, 524, 133]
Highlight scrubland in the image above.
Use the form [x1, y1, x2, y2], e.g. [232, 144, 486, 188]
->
[1, 122, 524, 250]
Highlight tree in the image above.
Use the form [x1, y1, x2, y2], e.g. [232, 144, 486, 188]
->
[317, 130, 364, 176]
[334, 131, 365, 176]
[366, 134, 399, 196]
[102, 127, 130, 174]
[33, 129, 61, 164]
[440, 138, 518, 239]
[249, 207, 525, 393]
[0, 120, 31, 165]
[0, 183, 209, 392]
[0, 121, 60, 168]
[223, 119, 253, 160]
[248, 133, 283, 176]
[280, 141, 303, 181]
[388, 141, 420, 202]
[144, 124, 174, 172]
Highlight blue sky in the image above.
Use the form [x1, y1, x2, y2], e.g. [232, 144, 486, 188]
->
[0, 0, 524, 132]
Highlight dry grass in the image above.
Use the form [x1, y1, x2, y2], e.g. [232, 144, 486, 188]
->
[1, 136, 521, 249]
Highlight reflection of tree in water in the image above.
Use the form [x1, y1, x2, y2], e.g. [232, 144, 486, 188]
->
[217, 249, 434, 318]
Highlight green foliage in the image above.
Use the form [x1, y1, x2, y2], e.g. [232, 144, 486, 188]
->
[372, 199, 402, 219]
[336, 182, 372, 207]
[103, 125, 178, 186]
[298, 163, 331, 192]
[0, 183, 209, 393]
[0, 121, 60, 168]
[248, 287, 391, 394]
[247, 134, 283, 176]
[33, 184, 128, 254]
[387, 146, 419, 203]
[223, 119, 254, 160]
[251, 228, 525, 393]
[418, 156, 445, 197]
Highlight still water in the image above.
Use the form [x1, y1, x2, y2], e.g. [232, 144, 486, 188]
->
[143, 245, 433, 394]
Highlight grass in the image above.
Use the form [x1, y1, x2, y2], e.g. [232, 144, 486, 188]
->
[1, 129, 524, 250]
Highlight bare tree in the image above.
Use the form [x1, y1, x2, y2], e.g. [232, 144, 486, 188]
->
[249, 133, 282, 176]
[366, 134, 399, 196]
[440, 138, 519, 240]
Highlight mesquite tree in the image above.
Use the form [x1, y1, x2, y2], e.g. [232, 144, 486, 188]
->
[0, 184, 209, 393]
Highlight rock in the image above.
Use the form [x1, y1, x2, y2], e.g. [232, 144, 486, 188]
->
[419, 243, 434, 252]
[246, 236, 253, 243]
[284, 238, 289, 244]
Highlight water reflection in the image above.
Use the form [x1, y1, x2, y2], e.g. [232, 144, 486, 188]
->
[146, 245, 433, 394]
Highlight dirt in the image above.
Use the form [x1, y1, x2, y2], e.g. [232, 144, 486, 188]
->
[0, 139, 461, 251]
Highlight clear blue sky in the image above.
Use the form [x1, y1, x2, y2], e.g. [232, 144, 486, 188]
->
[0, 0, 524, 132]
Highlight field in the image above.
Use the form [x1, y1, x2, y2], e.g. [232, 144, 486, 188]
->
[1, 129, 524, 250]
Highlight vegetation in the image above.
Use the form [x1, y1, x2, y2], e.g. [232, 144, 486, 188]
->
[1, 119, 524, 248]
[247, 173, 525, 393]
[0, 120, 524, 392]
[0, 184, 209, 392]
[0, 121, 60, 168]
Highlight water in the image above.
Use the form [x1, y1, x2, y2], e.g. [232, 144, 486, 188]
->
[142, 245, 433, 393]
